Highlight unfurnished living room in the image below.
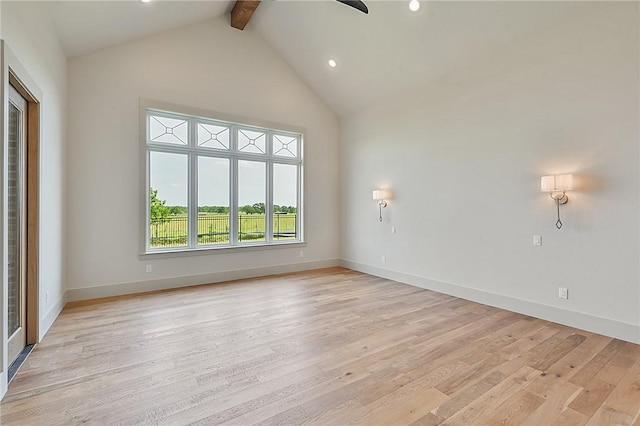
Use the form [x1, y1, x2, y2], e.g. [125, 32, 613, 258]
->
[1, 0, 639, 424]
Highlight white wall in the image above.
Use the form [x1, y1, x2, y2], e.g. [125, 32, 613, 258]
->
[1, 1, 67, 340]
[341, 2, 640, 343]
[0, 0, 67, 395]
[66, 17, 340, 298]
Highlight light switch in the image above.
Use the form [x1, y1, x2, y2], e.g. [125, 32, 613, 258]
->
[533, 235, 542, 246]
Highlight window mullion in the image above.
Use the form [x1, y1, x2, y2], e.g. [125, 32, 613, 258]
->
[230, 126, 238, 246]
[297, 162, 303, 242]
[266, 160, 273, 243]
[266, 132, 273, 243]
[145, 148, 151, 252]
[189, 119, 198, 248]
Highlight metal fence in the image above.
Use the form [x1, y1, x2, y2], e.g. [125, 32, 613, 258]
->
[150, 214, 297, 247]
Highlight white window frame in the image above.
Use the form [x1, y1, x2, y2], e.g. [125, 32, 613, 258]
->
[140, 100, 304, 255]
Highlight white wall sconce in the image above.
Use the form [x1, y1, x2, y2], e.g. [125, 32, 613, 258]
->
[541, 174, 574, 229]
[372, 189, 392, 222]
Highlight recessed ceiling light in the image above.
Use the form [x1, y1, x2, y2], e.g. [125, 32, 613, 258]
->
[409, 0, 420, 12]
[328, 59, 337, 68]
[141, 0, 151, 3]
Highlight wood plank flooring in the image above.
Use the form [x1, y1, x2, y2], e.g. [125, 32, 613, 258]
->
[1, 267, 639, 425]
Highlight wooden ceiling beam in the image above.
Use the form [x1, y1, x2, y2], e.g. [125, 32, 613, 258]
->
[230, 0, 261, 31]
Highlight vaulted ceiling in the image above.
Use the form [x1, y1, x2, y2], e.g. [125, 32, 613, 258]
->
[45, 0, 584, 116]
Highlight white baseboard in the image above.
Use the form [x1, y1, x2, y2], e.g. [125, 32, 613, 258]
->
[0, 371, 5, 400]
[66, 259, 340, 302]
[40, 294, 66, 341]
[341, 260, 640, 344]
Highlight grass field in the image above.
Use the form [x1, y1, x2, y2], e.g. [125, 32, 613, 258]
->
[150, 213, 297, 247]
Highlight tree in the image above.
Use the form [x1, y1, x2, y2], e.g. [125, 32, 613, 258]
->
[197, 206, 229, 214]
[239, 205, 254, 214]
[252, 202, 265, 214]
[274, 205, 296, 214]
[150, 188, 171, 240]
[168, 205, 187, 215]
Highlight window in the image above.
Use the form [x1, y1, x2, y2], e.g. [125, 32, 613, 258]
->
[145, 108, 303, 253]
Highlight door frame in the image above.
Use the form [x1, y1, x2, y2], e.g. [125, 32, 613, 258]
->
[0, 40, 41, 398]
[9, 70, 39, 348]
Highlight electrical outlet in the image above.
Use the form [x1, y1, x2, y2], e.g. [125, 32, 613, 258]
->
[533, 235, 542, 246]
[391, 226, 397, 234]
[382, 255, 386, 264]
[299, 250, 304, 258]
[45, 291, 49, 303]
[145, 264, 152, 273]
[558, 287, 568, 299]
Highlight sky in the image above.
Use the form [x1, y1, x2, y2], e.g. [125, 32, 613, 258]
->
[150, 152, 297, 207]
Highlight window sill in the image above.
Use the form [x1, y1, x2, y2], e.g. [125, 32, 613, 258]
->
[139, 240, 307, 259]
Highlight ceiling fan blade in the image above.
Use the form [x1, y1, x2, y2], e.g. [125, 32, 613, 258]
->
[335, 0, 369, 14]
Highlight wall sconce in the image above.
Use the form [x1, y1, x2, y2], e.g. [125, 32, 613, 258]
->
[372, 189, 392, 222]
[540, 174, 574, 229]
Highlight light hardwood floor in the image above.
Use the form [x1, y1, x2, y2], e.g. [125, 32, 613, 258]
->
[2, 267, 639, 425]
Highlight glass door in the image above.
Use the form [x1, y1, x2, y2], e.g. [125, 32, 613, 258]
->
[7, 83, 27, 365]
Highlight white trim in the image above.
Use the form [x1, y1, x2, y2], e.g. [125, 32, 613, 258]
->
[141, 99, 303, 255]
[0, 40, 6, 401]
[341, 260, 640, 344]
[65, 259, 340, 302]
[0, 370, 5, 400]
[230, 155, 238, 245]
[140, 98, 306, 137]
[1, 41, 46, 400]
[39, 294, 65, 342]
[266, 160, 273, 244]
[139, 238, 306, 259]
